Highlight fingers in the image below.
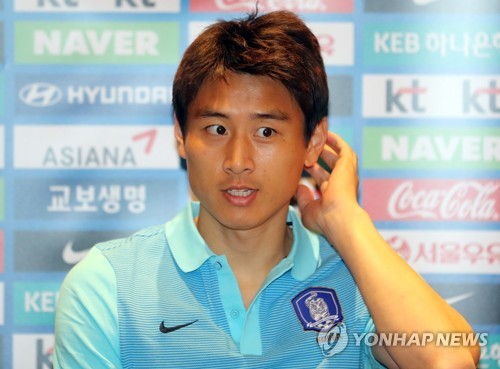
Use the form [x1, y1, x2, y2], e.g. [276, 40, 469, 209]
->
[325, 131, 358, 169]
[304, 132, 344, 188]
[304, 163, 329, 190]
[319, 142, 339, 169]
[326, 131, 348, 153]
[313, 131, 348, 172]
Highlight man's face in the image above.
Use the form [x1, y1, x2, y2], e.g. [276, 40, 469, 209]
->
[175, 72, 324, 232]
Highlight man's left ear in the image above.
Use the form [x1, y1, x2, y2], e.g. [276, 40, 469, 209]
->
[305, 118, 328, 167]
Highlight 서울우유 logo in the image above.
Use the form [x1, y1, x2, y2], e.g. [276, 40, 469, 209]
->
[19, 83, 62, 107]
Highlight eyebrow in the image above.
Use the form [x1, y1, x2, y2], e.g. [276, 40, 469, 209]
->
[195, 108, 290, 121]
[196, 109, 228, 119]
[251, 110, 290, 121]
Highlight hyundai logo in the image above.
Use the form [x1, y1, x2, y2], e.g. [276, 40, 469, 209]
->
[19, 83, 63, 107]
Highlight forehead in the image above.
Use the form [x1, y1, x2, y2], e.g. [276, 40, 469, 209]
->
[188, 72, 304, 119]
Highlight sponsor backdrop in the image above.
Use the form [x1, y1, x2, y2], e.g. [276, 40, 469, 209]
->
[0, 0, 498, 368]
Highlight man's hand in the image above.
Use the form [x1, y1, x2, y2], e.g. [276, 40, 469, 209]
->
[295, 132, 479, 369]
[296, 132, 359, 236]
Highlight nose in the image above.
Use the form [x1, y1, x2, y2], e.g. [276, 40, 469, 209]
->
[223, 134, 255, 175]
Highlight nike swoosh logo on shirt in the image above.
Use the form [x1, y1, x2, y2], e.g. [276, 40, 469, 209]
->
[159, 320, 198, 334]
[62, 241, 89, 265]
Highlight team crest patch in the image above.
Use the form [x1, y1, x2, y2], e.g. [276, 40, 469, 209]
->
[292, 287, 349, 357]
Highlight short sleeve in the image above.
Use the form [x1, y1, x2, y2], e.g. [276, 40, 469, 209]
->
[362, 319, 388, 369]
[54, 247, 121, 369]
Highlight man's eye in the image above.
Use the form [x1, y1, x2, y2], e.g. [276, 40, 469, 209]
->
[256, 127, 276, 138]
[207, 125, 227, 135]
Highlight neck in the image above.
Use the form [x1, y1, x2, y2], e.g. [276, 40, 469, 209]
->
[197, 211, 292, 272]
[196, 206, 293, 307]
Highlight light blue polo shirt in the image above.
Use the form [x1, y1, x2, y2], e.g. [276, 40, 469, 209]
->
[54, 202, 385, 369]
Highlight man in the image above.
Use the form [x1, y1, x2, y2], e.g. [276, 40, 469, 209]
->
[54, 11, 479, 368]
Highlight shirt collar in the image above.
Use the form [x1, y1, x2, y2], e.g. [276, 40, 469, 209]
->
[165, 202, 320, 280]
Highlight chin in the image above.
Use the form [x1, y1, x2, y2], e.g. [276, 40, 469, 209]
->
[218, 214, 261, 231]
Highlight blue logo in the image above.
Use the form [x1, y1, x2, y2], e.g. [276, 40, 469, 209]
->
[16, 74, 173, 117]
[14, 175, 187, 224]
[19, 82, 62, 107]
[292, 287, 344, 332]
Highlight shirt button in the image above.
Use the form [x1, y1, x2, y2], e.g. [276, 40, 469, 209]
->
[230, 309, 239, 319]
[214, 261, 222, 271]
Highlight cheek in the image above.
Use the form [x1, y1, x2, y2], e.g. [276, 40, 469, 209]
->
[282, 150, 308, 175]
[186, 149, 221, 184]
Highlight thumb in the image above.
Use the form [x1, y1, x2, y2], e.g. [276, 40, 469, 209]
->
[295, 183, 322, 234]
[295, 182, 315, 213]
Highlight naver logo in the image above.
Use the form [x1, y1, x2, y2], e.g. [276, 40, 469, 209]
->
[15, 22, 180, 64]
[363, 127, 500, 170]
[19, 82, 62, 107]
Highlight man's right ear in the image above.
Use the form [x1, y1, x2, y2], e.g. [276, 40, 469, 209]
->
[174, 115, 187, 159]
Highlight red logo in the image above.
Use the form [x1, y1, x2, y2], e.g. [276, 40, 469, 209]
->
[189, 0, 353, 13]
[363, 179, 500, 221]
[381, 230, 500, 273]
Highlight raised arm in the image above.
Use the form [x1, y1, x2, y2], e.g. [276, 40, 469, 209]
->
[296, 131, 480, 369]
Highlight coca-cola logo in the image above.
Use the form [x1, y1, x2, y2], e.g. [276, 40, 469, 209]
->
[387, 181, 499, 221]
[214, 0, 327, 11]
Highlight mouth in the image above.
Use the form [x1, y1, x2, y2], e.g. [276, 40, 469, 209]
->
[222, 186, 258, 206]
[224, 188, 256, 197]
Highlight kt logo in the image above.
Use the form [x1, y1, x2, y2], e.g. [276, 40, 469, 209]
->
[37, 339, 53, 369]
[463, 80, 500, 114]
[37, 0, 156, 6]
[386, 80, 426, 113]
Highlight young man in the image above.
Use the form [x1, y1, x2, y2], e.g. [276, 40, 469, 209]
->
[54, 11, 479, 368]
